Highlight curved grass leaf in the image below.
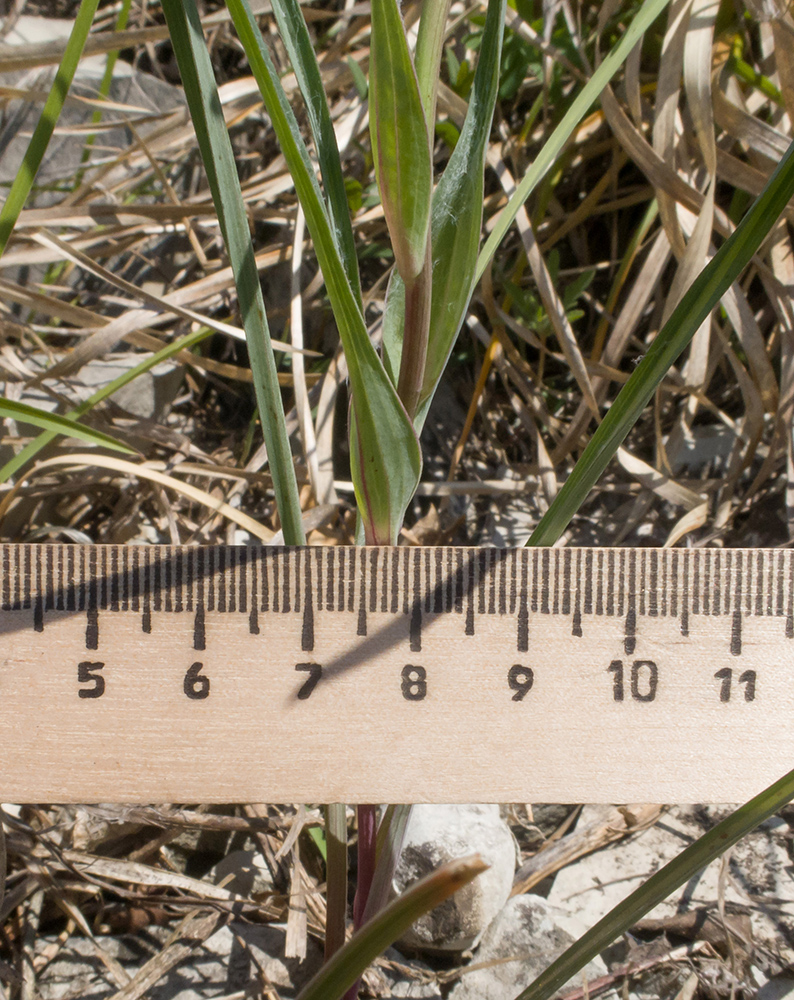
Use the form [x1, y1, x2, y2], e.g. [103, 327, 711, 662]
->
[475, 0, 671, 283]
[529, 137, 794, 547]
[0, 328, 212, 484]
[369, 0, 431, 283]
[161, 0, 305, 547]
[513, 765, 794, 1000]
[227, 0, 421, 543]
[383, 0, 506, 430]
[296, 855, 488, 1000]
[269, 0, 362, 308]
[0, 0, 99, 258]
[0, 399, 134, 454]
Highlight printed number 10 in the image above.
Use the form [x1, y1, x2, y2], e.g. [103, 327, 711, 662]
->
[608, 660, 658, 702]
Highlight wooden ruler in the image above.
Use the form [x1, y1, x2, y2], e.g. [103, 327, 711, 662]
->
[0, 544, 791, 803]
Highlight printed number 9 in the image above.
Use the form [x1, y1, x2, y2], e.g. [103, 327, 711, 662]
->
[508, 664, 534, 701]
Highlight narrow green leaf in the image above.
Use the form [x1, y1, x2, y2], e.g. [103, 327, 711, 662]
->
[270, 0, 362, 307]
[296, 855, 488, 1000]
[0, 0, 100, 259]
[476, 0, 671, 282]
[0, 328, 212, 484]
[227, 0, 421, 544]
[362, 804, 412, 923]
[369, 0, 432, 282]
[383, 0, 506, 429]
[529, 138, 794, 547]
[161, 0, 305, 547]
[415, 0, 452, 127]
[0, 399, 134, 455]
[513, 766, 794, 1000]
[324, 803, 348, 961]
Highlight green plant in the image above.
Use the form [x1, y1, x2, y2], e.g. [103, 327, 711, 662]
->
[3, 1, 794, 998]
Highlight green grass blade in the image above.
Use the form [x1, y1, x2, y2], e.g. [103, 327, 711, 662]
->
[369, 0, 432, 282]
[324, 803, 348, 961]
[269, 0, 362, 308]
[0, 399, 134, 455]
[0, 0, 99, 259]
[0, 328, 212, 484]
[382, 0, 505, 429]
[161, 0, 305, 547]
[513, 766, 794, 1000]
[296, 855, 488, 1000]
[475, 0, 671, 282]
[227, 0, 421, 544]
[529, 138, 794, 547]
[79, 0, 132, 169]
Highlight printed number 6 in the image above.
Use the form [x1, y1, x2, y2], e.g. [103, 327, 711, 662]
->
[184, 662, 210, 700]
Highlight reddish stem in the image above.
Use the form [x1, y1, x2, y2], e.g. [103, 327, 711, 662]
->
[344, 804, 378, 1000]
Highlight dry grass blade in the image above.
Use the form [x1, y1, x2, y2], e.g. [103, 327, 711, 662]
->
[0, 455, 275, 542]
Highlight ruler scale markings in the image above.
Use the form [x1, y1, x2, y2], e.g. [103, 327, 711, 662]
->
[217, 547, 226, 613]
[110, 546, 119, 613]
[625, 550, 636, 654]
[237, 547, 246, 615]
[410, 549, 422, 651]
[131, 546, 140, 615]
[464, 550, 475, 635]
[641, 548, 648, 617]
[692, 549, 700, 617]
[33, 547, 43, 632]
[560, 548, 570, 616]
[595, 550, 604, 617]
[357, 548, 367, 636]
[454, 549, 463, 615]
[272, 548, 280, 614]
[228, 546, 237, 614]
[22, 545, 31, 611]
[142, 547, 152, 632]
[4, 544, 794, 801]
[764, 550, 772, 615]
[249, 550, 259, 634]
[572, 549, 583, 637]
[489, 550, 497, 616]
[517, 553, 528, 652]
[583, 549, 593, 616]
[163, 547, 172, 613]
[369, 548, 379, 614]
[787, 552, 794, 637]
[445, 548, 453, 614]
[45, 545, 54, 612]
[56, 545, 64, 611]
[530, 547, 538, 613]
[280, 550, 298, 614]
[325, 545, 334, 613]
[649, 550, 658, 617]
[778, 549, 786, 617]
[681, 551, 689, 635]
[302, 550, 314, 652]
[606, 550, 615, 617]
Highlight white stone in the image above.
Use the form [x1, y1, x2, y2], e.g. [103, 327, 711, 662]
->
[448, 894, 606, 1000]
[393, 804, 517, 952]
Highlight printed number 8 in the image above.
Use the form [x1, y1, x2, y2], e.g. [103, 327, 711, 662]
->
[401, 665, 427, 701]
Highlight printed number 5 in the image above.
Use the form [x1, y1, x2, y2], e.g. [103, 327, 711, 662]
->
[78, 661, 105, 699]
